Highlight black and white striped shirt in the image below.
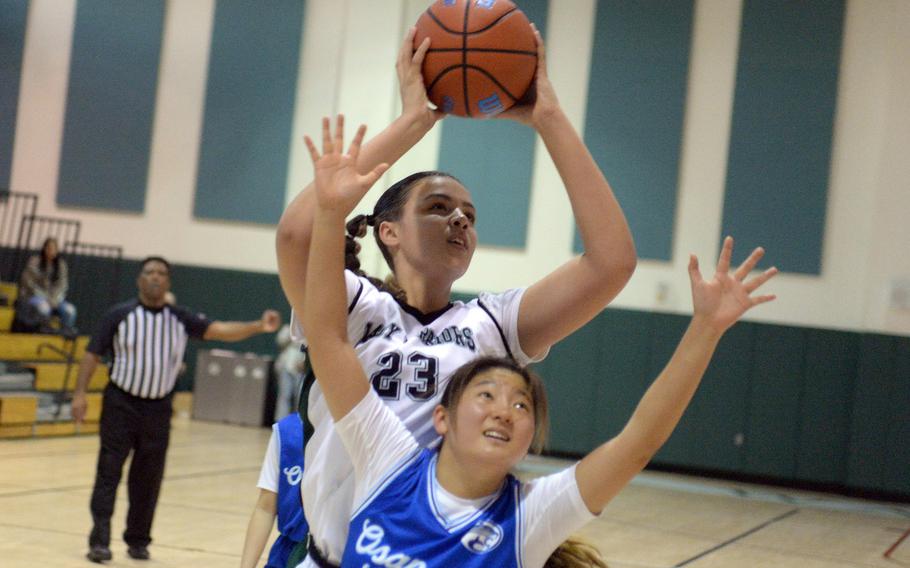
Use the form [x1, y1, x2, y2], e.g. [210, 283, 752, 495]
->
[87, 300, 211, 399]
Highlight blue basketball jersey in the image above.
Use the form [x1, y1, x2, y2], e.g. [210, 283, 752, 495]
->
[267, 414, 309, 568]
[341, 449, 524, 568]
[291, 271, 539, 563]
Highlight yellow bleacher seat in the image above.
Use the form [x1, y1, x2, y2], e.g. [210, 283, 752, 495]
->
[0, 306, 13, 332]
[34, 422, 76, 437]
[29, 363, 109, 392]
[0, 425, 33, 438]
[76, 422, 99, 434]
[0, 333, 89, 361]
[0, 392, 101, 437]
[0, 281, 17, 303]
[0, 283, 103, 439]
[0, 394, 38, 425]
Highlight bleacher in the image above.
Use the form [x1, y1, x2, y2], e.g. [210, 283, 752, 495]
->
[0, 279, 107, 438]
[1, 190, 120, 439]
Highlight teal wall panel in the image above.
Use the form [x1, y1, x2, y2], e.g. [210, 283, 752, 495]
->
[63, 253, 130, 334]
[651, 318, 755, 472]
[57, 0, 165, 212]
[63, 257, 130, 337]
[194, 0, 305, 224]
[796, 329, 857, 484]
[847, 335, 896, 491]
[536, 312, 907, 497]
[680, 322, 753, 471]
[650, 314, 700, 466]
[0, 0, 28, 189]
[883, 337, 910, 495]
[721, 0, 845, 274]
[168, 264, 290, 389]
[577, 0, 694, 260]
[533, 312, 601, 454]
[743, 326, 805, 477]
[436, 0, 548, 249]
[592, 309, 653, 439]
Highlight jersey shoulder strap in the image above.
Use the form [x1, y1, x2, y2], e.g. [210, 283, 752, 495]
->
[476, 299, 515, 361]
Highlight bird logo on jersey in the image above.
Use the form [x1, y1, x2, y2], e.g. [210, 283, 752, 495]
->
[460, 520, 503, 554]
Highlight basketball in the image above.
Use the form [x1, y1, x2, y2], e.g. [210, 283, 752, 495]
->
[414, 0, 537, 118]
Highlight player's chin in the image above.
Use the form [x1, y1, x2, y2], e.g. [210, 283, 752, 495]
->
[478, 438, 524, 463]
[472, 449, 518, 472]
[441, 252, 472, 278]
[450, 264, 471, 283]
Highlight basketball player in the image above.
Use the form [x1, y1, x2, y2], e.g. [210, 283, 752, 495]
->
[277, 27, 636, 565]
[298, 120, 778, 567]
[240, 413, 308, 568]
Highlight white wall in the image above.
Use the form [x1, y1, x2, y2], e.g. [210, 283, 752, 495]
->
[9, 0, 910, 335]
[857, 0, 910, 336]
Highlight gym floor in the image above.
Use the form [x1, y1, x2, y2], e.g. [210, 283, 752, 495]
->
[0, 416, 906, 567]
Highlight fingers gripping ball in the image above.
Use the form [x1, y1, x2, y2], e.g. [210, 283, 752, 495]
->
[415, 0, 536, 118]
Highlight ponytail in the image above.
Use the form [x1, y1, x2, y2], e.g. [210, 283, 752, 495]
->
[545, 538, 607, 568]
[344, 214, 371, 275]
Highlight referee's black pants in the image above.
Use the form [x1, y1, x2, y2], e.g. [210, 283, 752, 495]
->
[88, 383, 172, 549]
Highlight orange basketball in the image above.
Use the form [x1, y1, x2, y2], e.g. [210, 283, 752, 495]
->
[414, 0, 537, 118]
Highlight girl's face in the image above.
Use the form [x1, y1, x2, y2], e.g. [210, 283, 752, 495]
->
[43, 240, 58, 261]
[434, 368, 536, 471]
[381, 176, 477, 284]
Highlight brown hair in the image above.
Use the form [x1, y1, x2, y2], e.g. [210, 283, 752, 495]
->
[545, 538, 608, 568]
[39, 237, 62, 282]
[344, 171, 461, 299]
[440, 356, 549, 453]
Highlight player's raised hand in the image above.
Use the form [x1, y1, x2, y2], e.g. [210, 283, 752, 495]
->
[689, 236, 778, 334]
[497, 24, 560, 128]
[304, 115, 389, 217]
[398, 27, 444, 126]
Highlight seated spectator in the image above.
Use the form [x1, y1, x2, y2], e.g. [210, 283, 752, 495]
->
[17, 237, 76, 333]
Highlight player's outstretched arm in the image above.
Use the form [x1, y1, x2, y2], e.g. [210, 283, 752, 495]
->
[204, 310, 281, 341]
[574, 237, 777, 514]
[300, 116, 389, 421]
[276, 28, 441, 320]
[499, 25, 636, 359]
[239, 489, 277, 568]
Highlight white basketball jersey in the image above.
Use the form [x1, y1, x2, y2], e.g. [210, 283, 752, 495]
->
[290, 270, 542, 563]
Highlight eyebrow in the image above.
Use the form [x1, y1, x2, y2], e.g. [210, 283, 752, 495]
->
[473, 379, 531, 399]
[423, 192, 476, 212]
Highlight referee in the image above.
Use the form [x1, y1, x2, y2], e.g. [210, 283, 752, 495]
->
[71, 256, 281, 564]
